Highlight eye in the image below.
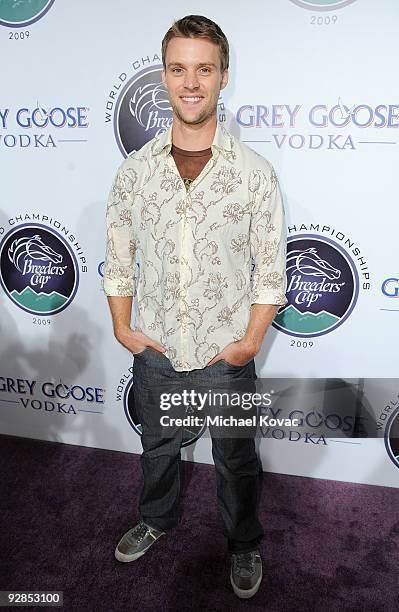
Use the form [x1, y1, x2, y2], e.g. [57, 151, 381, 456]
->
[171, 67, 183, 74]
[199, 67, 211, 74]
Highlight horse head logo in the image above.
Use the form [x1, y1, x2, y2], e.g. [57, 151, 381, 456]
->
[287, 247, 341, 280]
[129, 82, 171, 128]
[8, 234, 63, 272]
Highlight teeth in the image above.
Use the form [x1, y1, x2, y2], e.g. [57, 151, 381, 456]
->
[181, 97, 202, 102]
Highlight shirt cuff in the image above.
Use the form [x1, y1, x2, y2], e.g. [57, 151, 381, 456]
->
[102, 276, 136, 297]
[250, 290, 288, 307]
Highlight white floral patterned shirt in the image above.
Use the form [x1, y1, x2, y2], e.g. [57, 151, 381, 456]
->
[103, 122, 288, 371]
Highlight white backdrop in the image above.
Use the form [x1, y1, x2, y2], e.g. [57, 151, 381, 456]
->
[0, 0, 398, 488]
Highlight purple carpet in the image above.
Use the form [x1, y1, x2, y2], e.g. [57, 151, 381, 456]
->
[1, 434, 398, 611]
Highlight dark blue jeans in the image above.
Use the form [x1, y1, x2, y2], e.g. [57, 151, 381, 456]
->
[132, 347, 264, 554]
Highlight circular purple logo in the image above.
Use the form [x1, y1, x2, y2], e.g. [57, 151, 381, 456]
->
[114, 65, 172, 158]
[123, 376, 206, 448]
[0, 223, 79, 315]
[273, 234, 359, 337]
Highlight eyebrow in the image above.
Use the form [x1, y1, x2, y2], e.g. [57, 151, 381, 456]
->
[167, 62, 217, 68]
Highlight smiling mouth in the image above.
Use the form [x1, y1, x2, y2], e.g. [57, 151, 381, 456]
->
[180, 96, 204, 104]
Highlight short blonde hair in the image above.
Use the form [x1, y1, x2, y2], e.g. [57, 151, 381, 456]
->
[161, 14, 229, 72]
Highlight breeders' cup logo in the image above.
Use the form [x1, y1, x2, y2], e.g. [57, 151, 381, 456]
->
[0, 223, 78, 315]
[114, 65, 172, 158]
[123, 376, 206, 447]
[384, 407, 399, 470]
[0, 0, 56, 27]
[289, 0, 356, 10]
[274, 234, 359, 337]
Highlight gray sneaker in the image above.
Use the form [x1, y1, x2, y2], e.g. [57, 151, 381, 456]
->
[114, 520, 165, 562]
[230, 549, 263, 599]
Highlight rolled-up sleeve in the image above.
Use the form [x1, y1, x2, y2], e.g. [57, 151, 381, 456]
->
[249, 163, 288, 307]
[102, 161, 137, 297]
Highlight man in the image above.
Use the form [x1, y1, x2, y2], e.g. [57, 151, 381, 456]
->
[103, 14, 287, 600]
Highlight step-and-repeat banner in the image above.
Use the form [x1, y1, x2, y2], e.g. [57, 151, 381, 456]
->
[1, 0, 398, 487]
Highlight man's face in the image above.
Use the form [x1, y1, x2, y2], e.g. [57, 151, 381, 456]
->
[162, 36, 228, 126]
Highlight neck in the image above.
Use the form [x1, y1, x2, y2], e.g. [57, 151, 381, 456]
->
[171, 113, 217, 151]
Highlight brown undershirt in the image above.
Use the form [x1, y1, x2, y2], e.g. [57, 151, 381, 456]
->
[171, 144, 212, 190]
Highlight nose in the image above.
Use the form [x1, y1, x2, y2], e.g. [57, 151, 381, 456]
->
[183, 69, 200, 90]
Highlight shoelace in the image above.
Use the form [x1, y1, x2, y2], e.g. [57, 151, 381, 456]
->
[127, 521, 149, 544]
[233, 552, 256, 577]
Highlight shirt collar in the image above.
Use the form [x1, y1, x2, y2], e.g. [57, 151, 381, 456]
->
[151, 121, 236, 163]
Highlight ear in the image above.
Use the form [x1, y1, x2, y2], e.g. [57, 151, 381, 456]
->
[161, 68, 166, 86]
[220, 68, 229, 91]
